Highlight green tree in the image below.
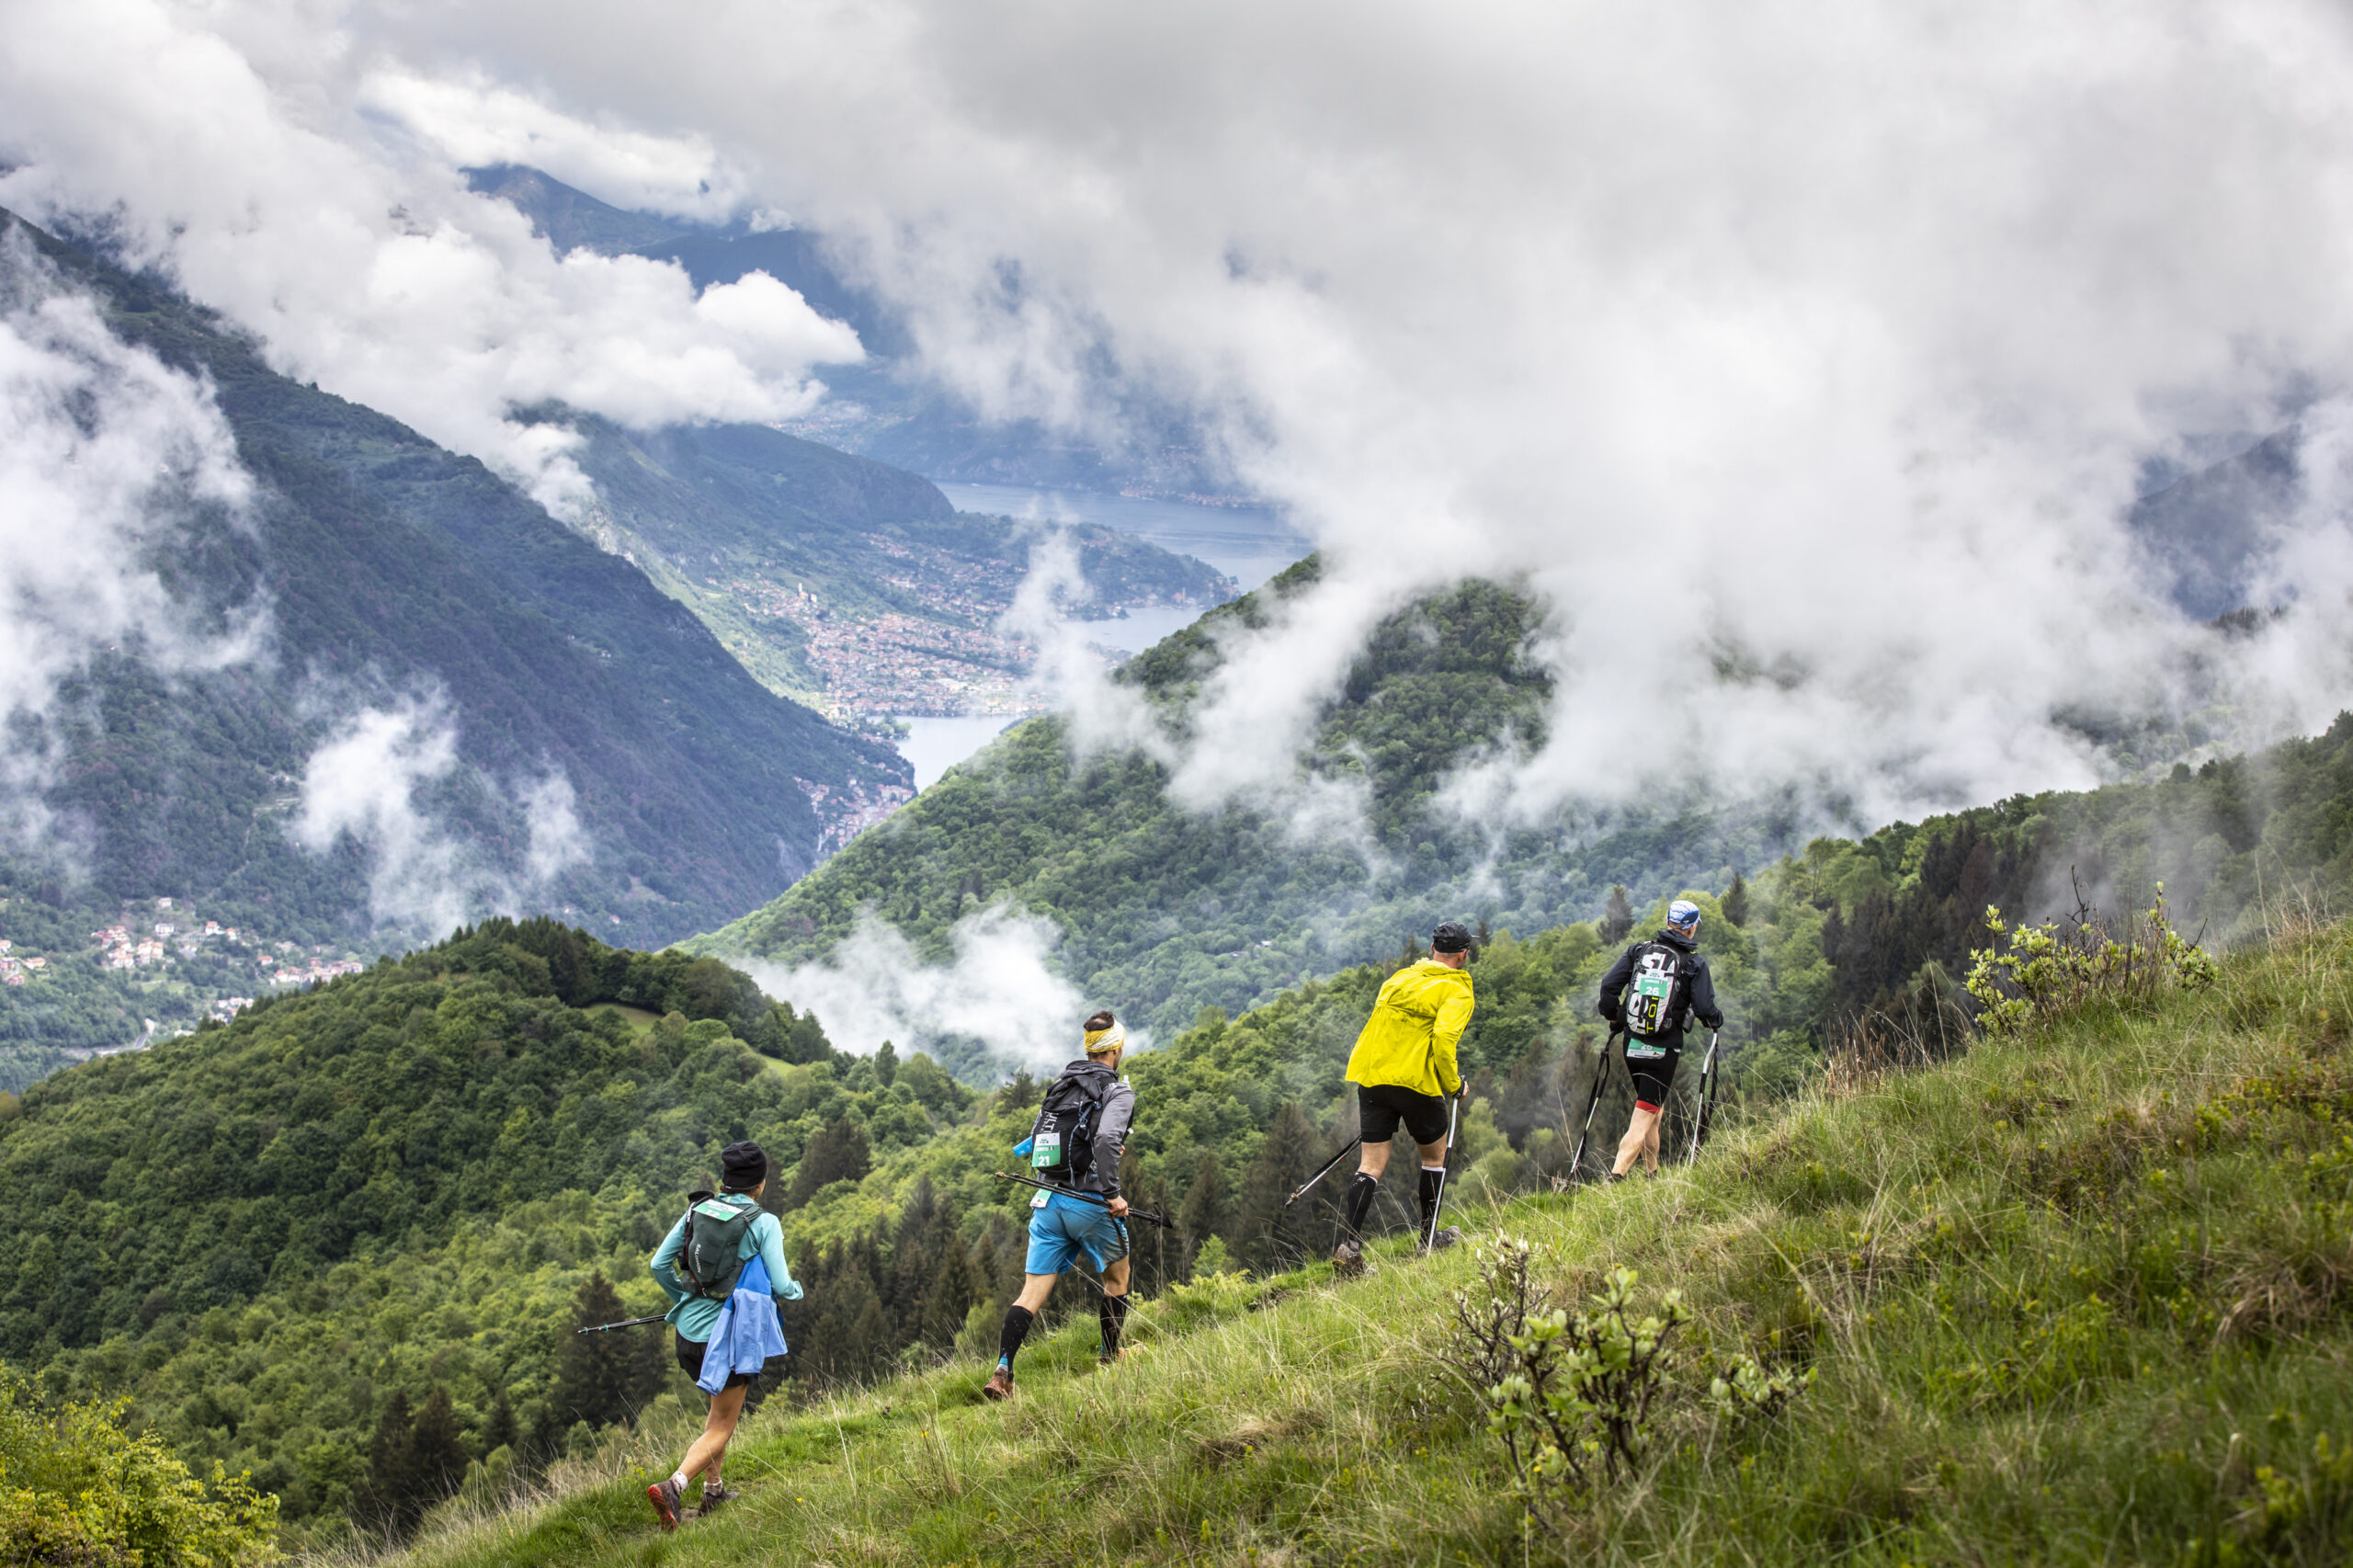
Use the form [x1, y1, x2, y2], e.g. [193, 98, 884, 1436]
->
[786, 1118, 873, 1210]
[1722, 870, 1750, 927]
[551, 1272, 662, 1433]
[1231, 1102, 1325, 1275]
[405, 1387, 469, 1526]
[1600, 884, 1635, 943]
[1176, 1150, 1230, 1280]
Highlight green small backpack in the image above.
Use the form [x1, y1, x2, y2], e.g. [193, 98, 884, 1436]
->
[679, 1191, 759, 1300]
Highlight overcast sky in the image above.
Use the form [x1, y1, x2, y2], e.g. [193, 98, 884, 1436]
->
[8, 0, 2353, 841]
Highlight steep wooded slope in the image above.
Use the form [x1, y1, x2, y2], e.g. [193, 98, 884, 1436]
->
[0, 210, 909, 1072]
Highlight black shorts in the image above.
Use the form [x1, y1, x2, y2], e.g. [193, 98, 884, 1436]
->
[1358, 1084, 1452, 1146]
[1625, 1046, 1679, 1111]
[676, 1329, 757, 1390]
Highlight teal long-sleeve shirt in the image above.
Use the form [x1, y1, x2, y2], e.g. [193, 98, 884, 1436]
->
[649, 1195, 802, 1342]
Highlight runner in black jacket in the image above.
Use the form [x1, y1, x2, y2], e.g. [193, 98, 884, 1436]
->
[1596, 900, 1722, 1177]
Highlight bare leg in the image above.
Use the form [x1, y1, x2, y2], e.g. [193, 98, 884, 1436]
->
[1360, 1132, 1449, 1179]
[677, 1382, 749, 1483]
[1611, 1105, 1662, 1176]
[1640, 1113, 1663, 1173]
[1014, 1272, 1059, 1313]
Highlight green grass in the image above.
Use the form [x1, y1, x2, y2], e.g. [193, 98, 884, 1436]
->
[360, 924, 2353, 1566]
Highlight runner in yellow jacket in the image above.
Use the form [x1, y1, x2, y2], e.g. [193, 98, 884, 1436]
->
[1333, 921, 1476, 1275]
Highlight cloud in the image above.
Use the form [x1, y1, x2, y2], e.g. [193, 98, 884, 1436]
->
[289, 694, 591, 934]
[736, 903, 1093, 1073]
[357, 67, 756, 224]
[0, 231, 263, 854]
[348, 0, 2353, 832]
[14, 0, 2353, 843]
[0, 0, 861, 518]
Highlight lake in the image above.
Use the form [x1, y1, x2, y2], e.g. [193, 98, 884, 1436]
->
[892, 483, 1315, 783]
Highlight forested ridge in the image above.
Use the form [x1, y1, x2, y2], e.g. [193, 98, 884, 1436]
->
[702, 551, 2353, 1044]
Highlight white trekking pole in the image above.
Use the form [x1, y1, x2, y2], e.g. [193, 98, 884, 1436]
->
[1684, 1031, 1721, 1166]
[1421, 1092, 1462, 1252]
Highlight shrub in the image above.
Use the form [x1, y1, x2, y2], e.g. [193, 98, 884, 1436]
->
[1442, 1239, 1690, 1519]
[1967, 883, 2217, 1036]
[0, 1366, 277, 1566]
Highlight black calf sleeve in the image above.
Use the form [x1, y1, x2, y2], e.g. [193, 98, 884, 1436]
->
[1342, 1171, 1379, 1238]
[1417, 1165, 1444, 1228]
[998, 1304, 1035, 1366]
[1097, 1291, 1129, 1357]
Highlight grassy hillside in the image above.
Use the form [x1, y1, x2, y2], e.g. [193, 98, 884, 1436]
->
[373, 915, 2353, 1568]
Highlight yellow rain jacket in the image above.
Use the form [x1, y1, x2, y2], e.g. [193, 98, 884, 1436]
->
[1344, 960, 1474, 1097]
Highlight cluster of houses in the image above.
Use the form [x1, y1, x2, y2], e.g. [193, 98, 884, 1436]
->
[0, 939, 48, 987]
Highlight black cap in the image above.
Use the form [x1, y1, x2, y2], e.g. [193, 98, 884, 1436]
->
[1431, 921, 1473, 954]
[720, 1141, 767, 1193]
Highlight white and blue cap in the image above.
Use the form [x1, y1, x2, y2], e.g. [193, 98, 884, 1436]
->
[1666, 899, 1702, 932]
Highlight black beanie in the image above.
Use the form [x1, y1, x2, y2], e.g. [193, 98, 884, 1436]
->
[1431, 921, 1473, 954]
[720, 1141, 767, 1193]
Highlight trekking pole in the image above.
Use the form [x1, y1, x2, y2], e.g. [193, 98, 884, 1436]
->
[1685, 1031, 1721, 1166]
[575, 1313, 667, 1335]
[1283, 1139, 1364, 1208]
[1420, 1093, 1462, 1252]
[1567, 1028, 1621, 1181]
[990, 1171, 1175, 1228]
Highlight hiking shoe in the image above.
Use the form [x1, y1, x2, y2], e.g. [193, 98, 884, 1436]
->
[982, 1363, 1016, 1402]
[694, 1483, 734, 1518]
[1427, 1226, 1462, 1251]
[1097, 1345, 1125, 1368]
[646, 1477, 684, 1532]
[1332, 1239, 1365, 1278]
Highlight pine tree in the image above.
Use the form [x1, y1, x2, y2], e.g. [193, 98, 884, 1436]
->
[1231, 1103, 1324, 1275]
[874, 1040, 899, 1086]
[1175, 1149, 1230, 1279]
[786, 1118, 872, 1210]
[1722, 870, 1750, 927]
[405, 1386, 469, 1521]
[1600, 884, 1635, 943]
[552, 1271, 649, 1430]
[364, 1389, 415, 1535]
[483, 1387, 517, 1457]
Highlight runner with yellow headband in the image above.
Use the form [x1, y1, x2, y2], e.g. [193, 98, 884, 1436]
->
[983, 1009, 1138, 1402]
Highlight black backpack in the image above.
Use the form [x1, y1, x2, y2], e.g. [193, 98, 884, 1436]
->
[1029, 1069, 1112, 1186]
[678, 1190, 760, 1300]
[1620, 942, 1693, 1049]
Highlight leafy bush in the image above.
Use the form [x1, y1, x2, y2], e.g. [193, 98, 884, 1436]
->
[1966, 883, 2218, 1035]
[0, 1367, 277, 1566]
[1443, 1241, 1692, 1517]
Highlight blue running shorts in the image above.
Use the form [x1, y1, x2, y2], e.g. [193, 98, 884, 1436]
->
[1024, 1191, 1131, 1276]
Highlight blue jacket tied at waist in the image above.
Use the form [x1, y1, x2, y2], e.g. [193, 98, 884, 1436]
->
[697, 1254, 789, 1394]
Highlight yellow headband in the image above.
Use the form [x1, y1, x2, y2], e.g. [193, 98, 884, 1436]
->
[1084, 1020, 1126, 1054]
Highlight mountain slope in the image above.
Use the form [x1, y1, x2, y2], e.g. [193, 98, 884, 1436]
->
[698, 562, 1800, 1039]
[701, 541, 2350, 1052]
[551, 412, 1233, 715]
[359, 919, 2353, 1568]
[0, 210, 907, 1072]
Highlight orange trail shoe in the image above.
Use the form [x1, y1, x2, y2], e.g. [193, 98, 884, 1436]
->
[646, 1476, 683, 1532]
[982, 1363, 1016, 1402]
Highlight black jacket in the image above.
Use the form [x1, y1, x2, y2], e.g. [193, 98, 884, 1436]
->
[1597, 929, 1723, 1051]
[1029, 1058, 1137, 1199]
